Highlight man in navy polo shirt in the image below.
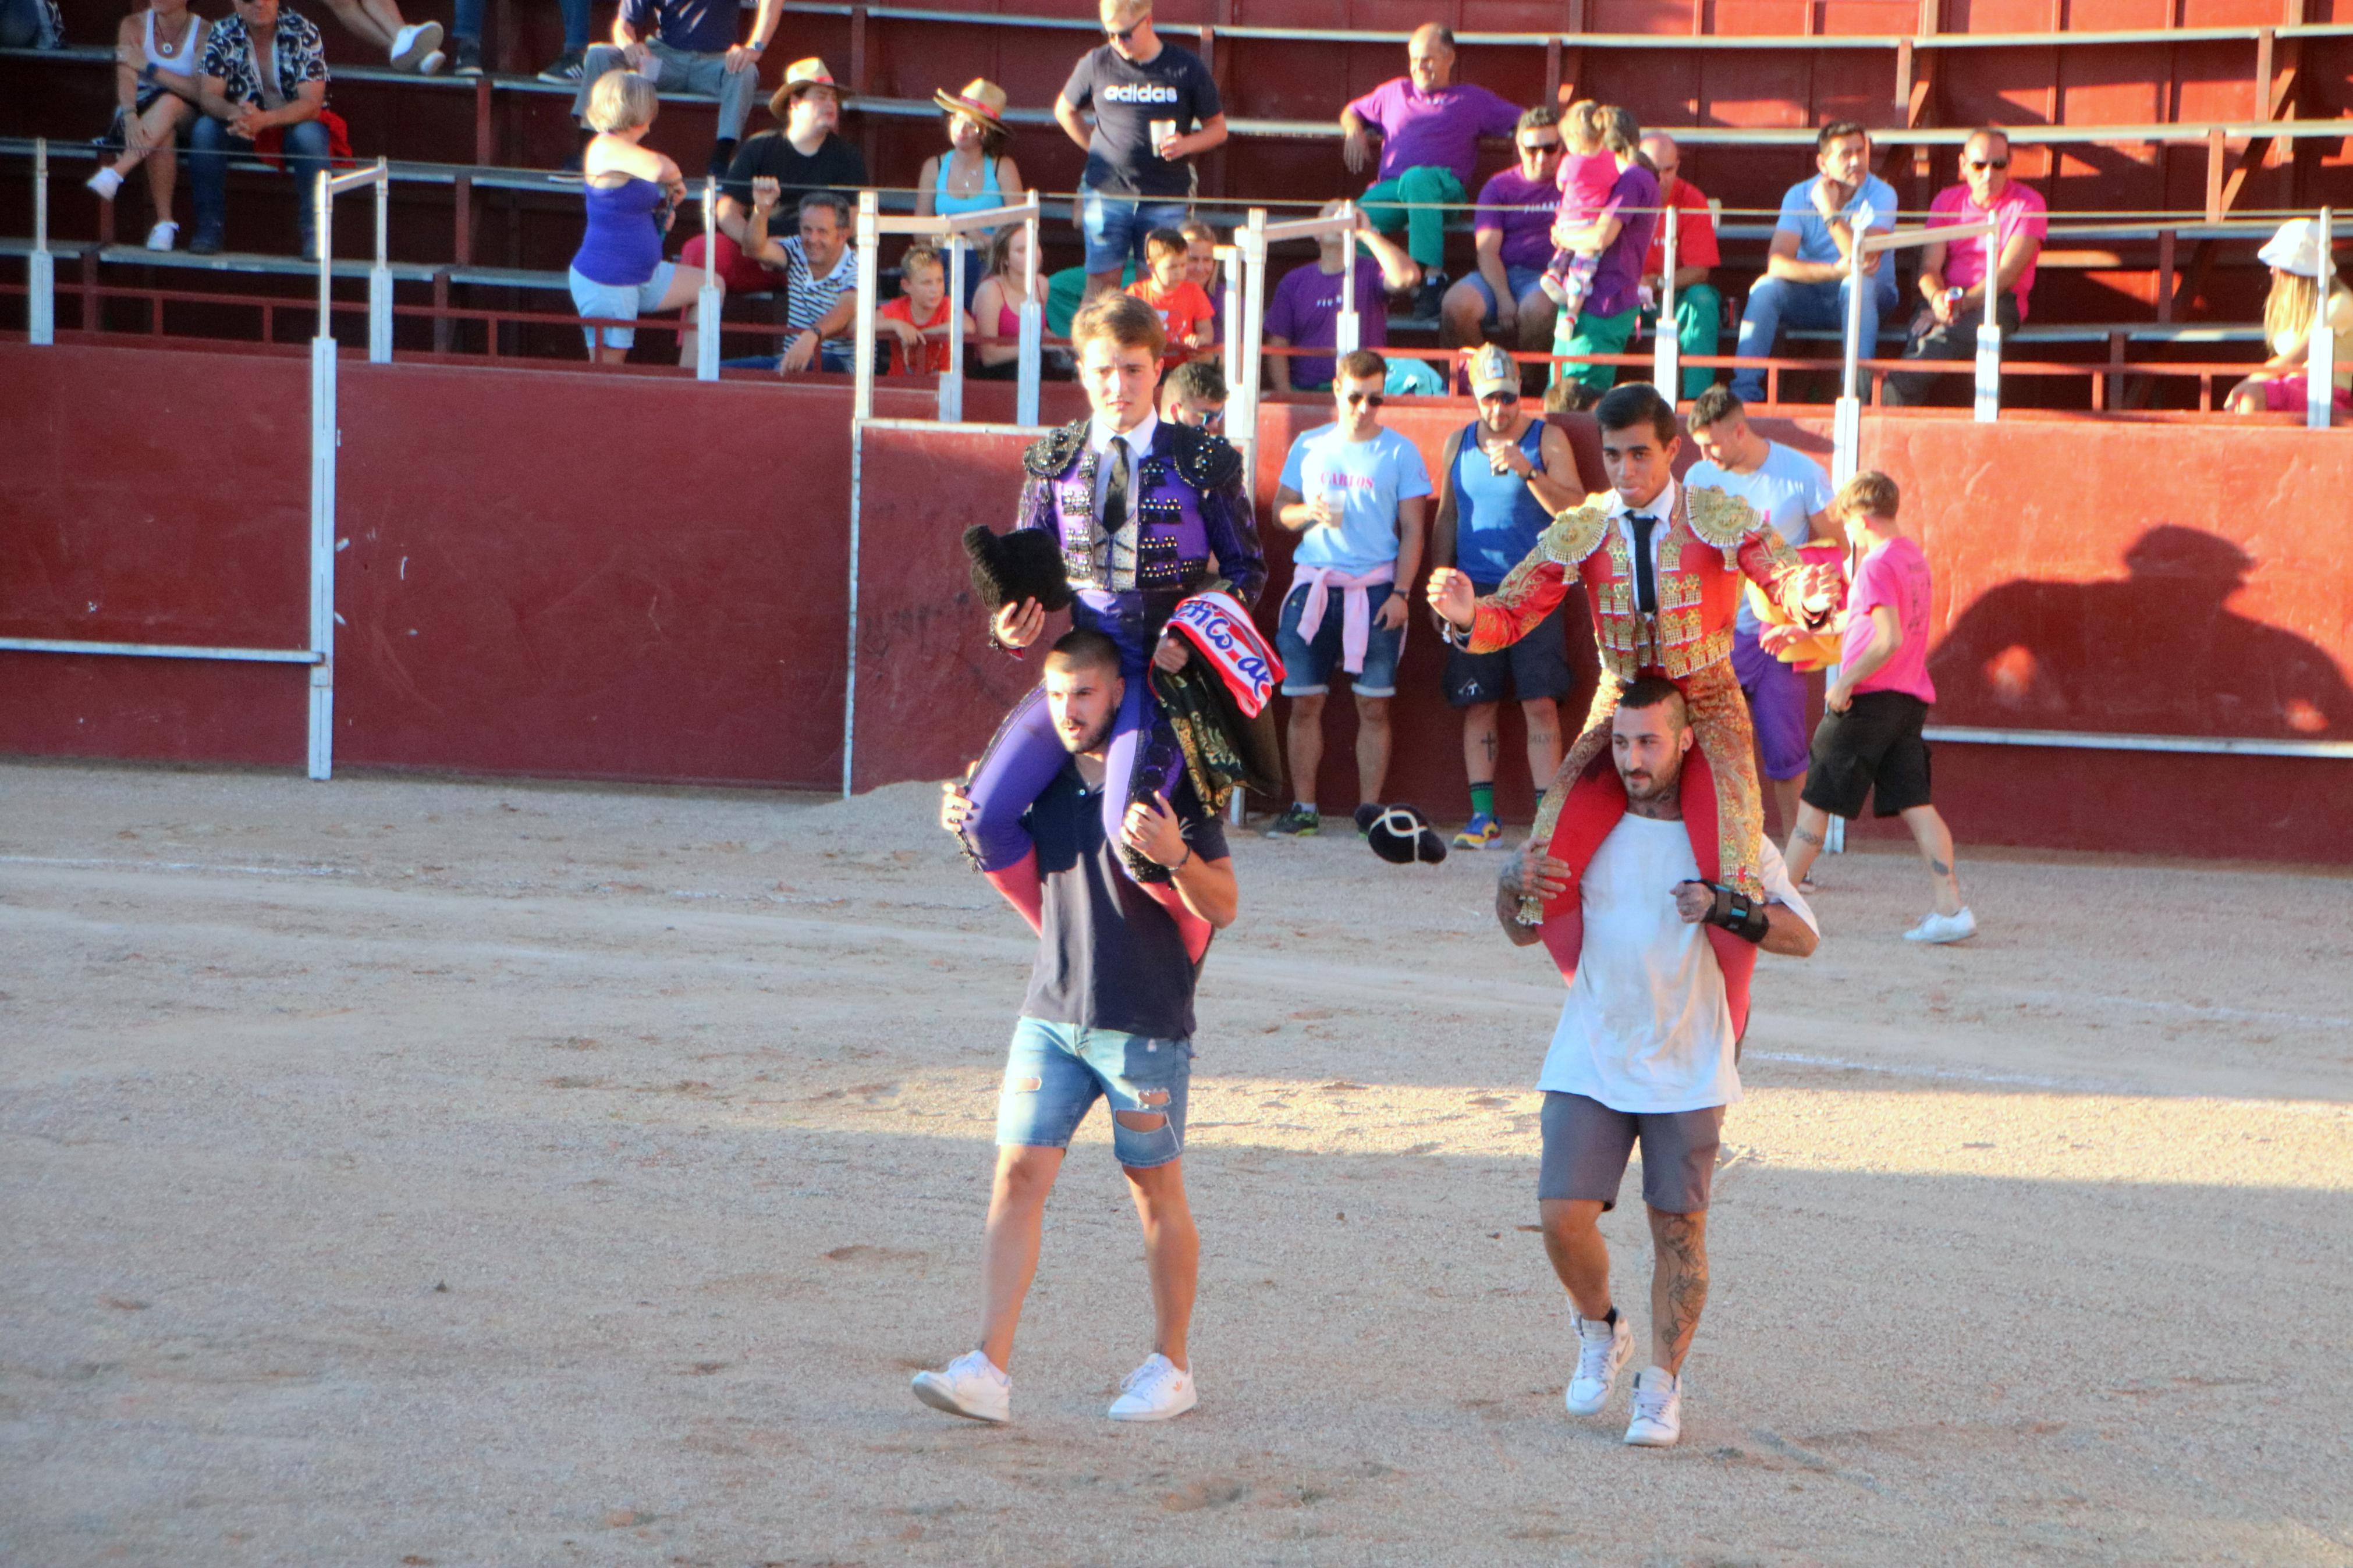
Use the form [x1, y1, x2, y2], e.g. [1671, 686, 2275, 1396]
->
[915, 628, 1239, 1427]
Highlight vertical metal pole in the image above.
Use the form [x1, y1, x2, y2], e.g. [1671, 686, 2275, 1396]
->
[1220, 243, 1240, 394]
[1336, 201, 1360, 357]
[695, 181, 719, 380]
[1653, 192, 1680, 395]
[368, 161, 392, 364]
[1972, 225, 2000, 421]
[851, 190, 879, 419]
[315, 171, 333, 341]
[1832, 221, 1865, 483]
[941, 232, 965, 422]
[1016, 200, 1042, 427]
[29, 137, 55, 345]
[308, 328, 339, 781]
[1235, 208, 1268, 440]
[2309, 207, 2336, 430]
[842, 419, 863, 798]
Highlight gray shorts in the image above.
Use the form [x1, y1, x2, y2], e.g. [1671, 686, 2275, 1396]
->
[1537, 1091, 1724, 1214]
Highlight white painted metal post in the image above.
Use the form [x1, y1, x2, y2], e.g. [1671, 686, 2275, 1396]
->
[368, 159, 392, 363]
[30, 137, 55, 346]
[851, 190, 879, 419]
[1653, 194, 1680, 394]
[1972, 225, 2001, 421]
[695, 182, 719, 380]
[1832, 211, 1866, 483]
[940, 234, 965, 422]
[843, 420, 863, 798]
[309, 296, 339, 782]
[1234, 208, 1268, 439]
[1220, 244, 1240, 395]
[315, 168, 333, 340]
[1016, 202, 1042, 427]
[2309, 207, 2336, 429]
[1336, 200, 1360, 357]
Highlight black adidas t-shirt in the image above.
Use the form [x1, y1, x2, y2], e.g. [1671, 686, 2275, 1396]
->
[1060, 41, 1222, 199]
[1020, 760, 1227, 1041]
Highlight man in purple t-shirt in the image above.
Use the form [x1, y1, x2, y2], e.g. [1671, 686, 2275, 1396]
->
[1340, 22, 1523, 318]
[1550, 109, 1658, 399]
[1263, 203, 1420, 392]
[1441, 105, 1565, 360]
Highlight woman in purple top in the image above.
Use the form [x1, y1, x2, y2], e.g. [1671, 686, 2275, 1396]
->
[1549, 105, 1658, 398]
[1340, 22, 1522, 306]
[569, 69, 718, 365]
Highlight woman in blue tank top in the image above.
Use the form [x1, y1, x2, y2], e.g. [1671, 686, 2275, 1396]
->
[917, 79, 1024, 305]
[570, 69, 719, 365]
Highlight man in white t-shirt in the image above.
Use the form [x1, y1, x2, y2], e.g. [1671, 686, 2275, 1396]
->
[1496, 677, 1819, 1447]
[1684, 385, 1833, 836]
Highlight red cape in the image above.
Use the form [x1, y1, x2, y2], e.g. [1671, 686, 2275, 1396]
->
[1534, 749, 1759, 1038]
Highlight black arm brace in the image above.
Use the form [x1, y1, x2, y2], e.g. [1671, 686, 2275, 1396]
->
[1702, 883, 1772, 944]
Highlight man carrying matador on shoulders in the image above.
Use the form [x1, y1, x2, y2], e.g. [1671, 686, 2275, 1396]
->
[1429, 379, 1838, 918]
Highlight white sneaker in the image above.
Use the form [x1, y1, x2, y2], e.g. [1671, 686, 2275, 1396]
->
[1106, 1353, 1197, 1422]
[910, 1349, 1010, 1424]
[87, 166, 125, 201]
[145, 221, 178, 252]
[1565, 1310, 1633, 1416]
[416, 48, 446, 74]
[1904, 906, 1978, 944]
[1623, 1366, 1682, 1447]
[388, 20, 444, 70]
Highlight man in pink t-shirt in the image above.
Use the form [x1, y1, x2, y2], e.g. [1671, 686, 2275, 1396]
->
[1884, 127, 2047, 407]
[1783, 471, 1976, 944]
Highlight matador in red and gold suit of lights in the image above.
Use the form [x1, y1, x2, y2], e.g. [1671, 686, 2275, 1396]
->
[1458, 477, 1829, 916]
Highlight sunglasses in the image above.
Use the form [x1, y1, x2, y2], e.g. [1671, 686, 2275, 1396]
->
[1106, 20, 1142, 40]
[1519, 141, 1561, 156]
[1341, 391, 1385, 407]
[1967, 157, 2009, 170]
[1479, 389, 1521, 404]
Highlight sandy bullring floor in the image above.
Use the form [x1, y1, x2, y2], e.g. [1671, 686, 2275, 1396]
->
[2, 760, 2349, 1567]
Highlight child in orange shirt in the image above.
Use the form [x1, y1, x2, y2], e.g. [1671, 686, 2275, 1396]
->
[1126, 227, 1216, 374]
[878, 244, 975, 375]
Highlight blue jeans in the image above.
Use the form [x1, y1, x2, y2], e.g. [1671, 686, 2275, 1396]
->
[721, 346, 854, 374]
[1276, 578, 1405, 698]
[1730, 272, 1899, 403]
[190, 115, 330, 250]
[455, 0, 588, 49]
[1081, 191, 1189, 274]
[995, 1018, 1194, 1169]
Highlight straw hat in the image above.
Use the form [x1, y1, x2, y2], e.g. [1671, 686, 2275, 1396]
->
[2256, 216, 2338, 280]
[769, 57, 846, 120]
[933, 78, 1008, 133]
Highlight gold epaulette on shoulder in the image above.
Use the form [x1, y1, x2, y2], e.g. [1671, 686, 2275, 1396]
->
[1540, 500, 1612, 567]
[1684, 484, 1761, 548]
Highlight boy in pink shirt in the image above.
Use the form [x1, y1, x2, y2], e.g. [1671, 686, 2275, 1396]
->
[1783, 471, 1976, 944]
[1537, 101, 1622, 322]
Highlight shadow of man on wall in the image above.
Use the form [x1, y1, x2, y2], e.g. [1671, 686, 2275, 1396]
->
[1929, 525, 2351, 741]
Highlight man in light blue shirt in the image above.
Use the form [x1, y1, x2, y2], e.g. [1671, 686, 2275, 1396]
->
[1730, 122, 1900, 404]
[1264, 349, 1433, 838]
[1683, 386, 1833, 835]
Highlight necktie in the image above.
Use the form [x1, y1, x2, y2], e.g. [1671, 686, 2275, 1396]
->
[1103, 435, 1131, 534]
[1628, 513, 1659, 616]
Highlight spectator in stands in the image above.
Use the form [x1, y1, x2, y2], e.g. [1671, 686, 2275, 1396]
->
[1684, 386, 1832, 835]
[1638, 131, 1720, 399]
[572, 0, 783, 177]
[876, 243, 973, 376]
[569, 70, 716, 366]
[726, 184, 858, 374]
[1264, 349, 1432, 839]
[1159, 357, 1226, 429]
[917, 80, 1025, 257]
[1180, 217, 1224, 338]
[1428, 343, 1585, 850]
[1056, 0, 1228, 302]
[2226, 218, 2353, 419]
[971, 222, 1049, 381]
[307, 0, 442, 73]
[187, 0, 335, 258]
[1340, 23, 1524, 321]
[1730, 122, 1898, 404]
[1128, 227, 1216, 373]
[449, 0, 590, 82]
[1549, 105, 1658, 400]
[690, 59, 867, 297]
[1441, 106, 1563, 367]
[88, 0, 209, 251]
[1884, 127, 2048, 407]
[1264, 202, 1420, 394]
[0, 0, 61, 49]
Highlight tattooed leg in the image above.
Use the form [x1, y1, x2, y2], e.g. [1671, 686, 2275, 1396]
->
[1646, 1206, 1709, 1375]
[1898, 805, 1964, 917]
[1784, 802, 1834, 888]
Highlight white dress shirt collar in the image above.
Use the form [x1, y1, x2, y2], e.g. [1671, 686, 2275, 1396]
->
[1088, 408, 1159, 457]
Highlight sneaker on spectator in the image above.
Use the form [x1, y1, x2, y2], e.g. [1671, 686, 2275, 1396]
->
[1566, 1310, 1632, 1416]
[144, 220, 178, 251]
[87, 166, 124, 200]
[1412, 271, 1449, 320]
[449, 35, 481, 74]
[1904, 907, 1978, 945]
[417, 47, 445, 74]
[1623, 1366, 1683, 1447]
[1263, 804, 1319, 839]
[188, 225, 222, 255]
[1353, 802, 1383, 837]
[1453, 812, 1504, 850]
[1106, 1353, 1197, 1422]
[537, 47, 586, 84]
[910, 1349, 1010, 1423]
[388, 19, 443, 70]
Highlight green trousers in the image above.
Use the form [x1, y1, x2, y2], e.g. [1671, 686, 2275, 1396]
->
[1360, 166, 1464, 272]
[1552, 304, 1639, 393]
[1641, 281, 1722, 399]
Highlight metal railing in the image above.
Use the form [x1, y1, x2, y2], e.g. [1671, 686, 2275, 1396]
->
[848, 189, 1043, 424]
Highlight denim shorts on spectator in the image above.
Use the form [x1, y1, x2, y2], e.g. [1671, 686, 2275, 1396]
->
[1275, 579, 1404, 698]
[569, 261, 677, 351]
[995, 1018, 1194, 1169]
[1081, 191, 1191, 274]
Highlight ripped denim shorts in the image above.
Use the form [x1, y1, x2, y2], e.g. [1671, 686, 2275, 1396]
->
[995, 1017, 1195, 1169]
